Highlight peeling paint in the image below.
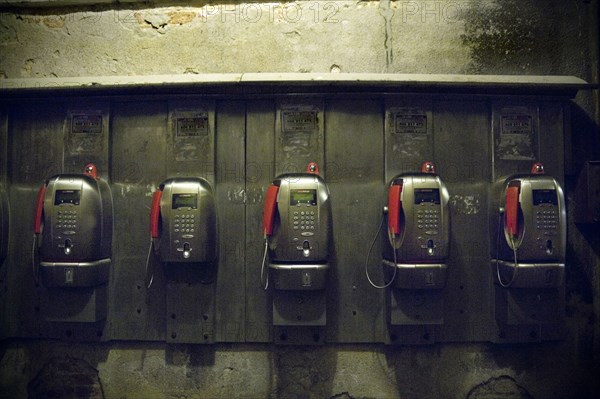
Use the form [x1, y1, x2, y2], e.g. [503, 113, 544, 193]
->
[168, 11, 196, 25]
[227, 187, 245, 204]
[451, 194, 481, 215]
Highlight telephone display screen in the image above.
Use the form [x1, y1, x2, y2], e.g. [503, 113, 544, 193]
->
[533, 189, 558, 205]
[172, 193, 198, 209]
[54, 190, 81, 205]
[414, 189, 440, 204]
[290, 189, 317, 205]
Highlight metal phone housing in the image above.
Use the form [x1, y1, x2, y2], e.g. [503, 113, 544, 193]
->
[39, 174, 113, 287]
[268, 173, 331, 290]
[157, 177, 217, 264]
[492, 174, 566, 288]
[383, 173, 450, 289]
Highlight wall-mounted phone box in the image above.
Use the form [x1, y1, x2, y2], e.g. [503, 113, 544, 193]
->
[493, 169, 567, 288]
[151, 177, 217, 264]
[263, 171, 331, 290]
[383, 167, 450, 289]
[35, 174, 113, 287]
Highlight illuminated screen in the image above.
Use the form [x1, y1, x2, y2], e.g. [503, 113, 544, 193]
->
[414, 189, 440, 204]
[289, 189, 317, 205]
[533, 189, 557, 205]
[54, 190, 81, 205]
[172, 193, 198, 209]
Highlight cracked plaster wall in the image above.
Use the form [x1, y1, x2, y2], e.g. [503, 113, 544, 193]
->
[1, 1, 474, 77]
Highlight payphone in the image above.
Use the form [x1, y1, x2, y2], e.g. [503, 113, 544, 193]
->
[381, 162, 450, 289]
[150, 177, 217, 264]
[261, 162, 331, 290]
[0, 187, 8, 267]
[33, 164, 113, 288]
[492, 163, 566, 288]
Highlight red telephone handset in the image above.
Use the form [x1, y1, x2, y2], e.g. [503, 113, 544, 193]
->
[150, 190, 163, 239]
[387, 183, 403, 236]
[33, 184, 47, 235]
[505, 185, 520, 238]
[262, 184, 280, 238]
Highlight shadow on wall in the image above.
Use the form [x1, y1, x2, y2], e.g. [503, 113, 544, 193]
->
[28, 356, 105, 399]
[460, 0, 590, 76]
[273, 346, 336, 399]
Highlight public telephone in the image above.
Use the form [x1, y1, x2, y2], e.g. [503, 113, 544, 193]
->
[150, 177, 216, 264]
[0, 187, 8, 267]
[33, 164, 113, 287]
[377, 162, 450, 289]
[493, 163, 566, 287]
[261, 162, 331, 290]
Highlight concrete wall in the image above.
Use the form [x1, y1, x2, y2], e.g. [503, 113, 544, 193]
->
[0, 1, 599, 398]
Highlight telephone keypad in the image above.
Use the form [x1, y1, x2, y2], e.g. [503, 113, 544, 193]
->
[292, 210, 316, 230]
[416, 208, 439, 232]
[536, 209, 558, 231]
[174, 214, 196, 234]
[56, 210, 78, 231]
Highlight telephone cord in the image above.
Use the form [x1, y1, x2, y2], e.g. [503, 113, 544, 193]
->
[260, 238, 269, 290]
[145, 240, 154, 289]
[31, 234, 39, 285]
[365, 214, 398, 289]
[495, 212, 519, 288]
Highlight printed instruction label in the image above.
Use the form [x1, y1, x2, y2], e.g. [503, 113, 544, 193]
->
[501, 114, 533, 135]
[392, 111, 428, 134]
[71, 114, 102, 134]
[176, 115, 209, 137]
[281, 110, 318, 133]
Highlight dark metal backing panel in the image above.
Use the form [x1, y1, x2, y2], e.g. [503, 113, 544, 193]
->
[271, 98, 327, 344]
[0, 107, 7, 339]
[325, 98, 385, 343]
[0, 92, 570, 345]
[214, 100, 246, 342]
[0, 107, 7, 340]
[275, 99, 324, 177]
[0, 107, 7, 184]
[539, 102, 565, 183]
[10, 103, 65, 183]
[385, 97, 433, 181]
[109, 185, 166, 342]
[432, 100, 492, 342]
[245, 100, 275, 342]
[63, 100, 110, 175]
[492, 101, 540, 181]
[109, 102, 168, 341]
[7, 104, 65, 339]
[110, 101, 167, 184]
[167, 99, 216, 186]
[6, 185, 42, 338]
[166, 272, 216, 344]
[489, 101, 565, 343]
[163, 100, 218, 344]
